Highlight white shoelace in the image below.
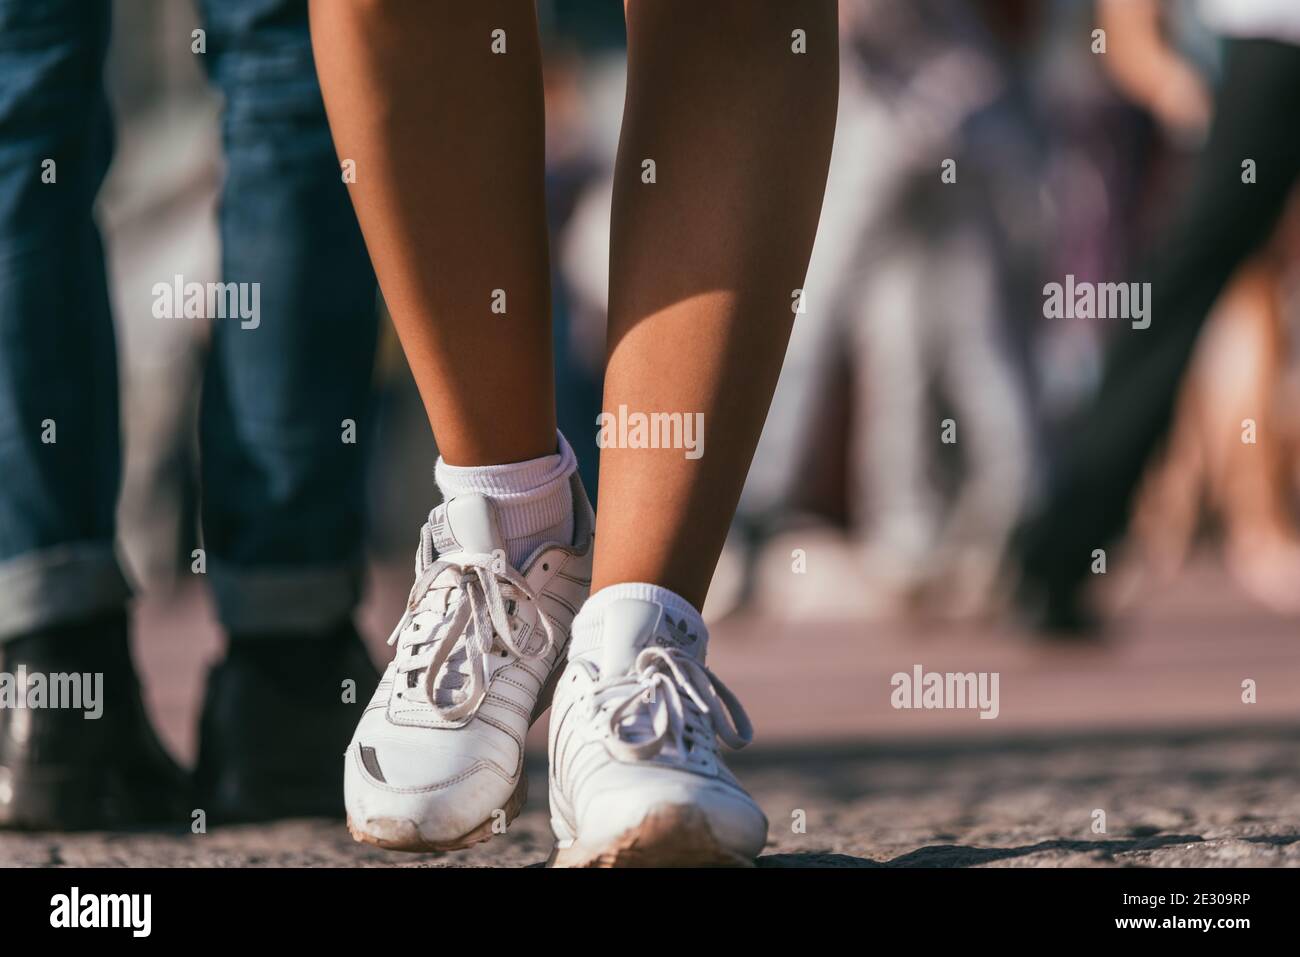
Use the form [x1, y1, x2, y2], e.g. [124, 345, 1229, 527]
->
[387, 552, 557, 722]
[596, 646, 753, 762]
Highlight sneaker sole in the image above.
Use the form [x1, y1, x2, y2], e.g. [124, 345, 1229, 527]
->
[547, 803, 756, 868]
[347, 772, 528, 852]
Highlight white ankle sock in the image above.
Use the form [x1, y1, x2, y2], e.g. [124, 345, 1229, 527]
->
[569, 582, 706, 658]
[434, 431, 577, 568]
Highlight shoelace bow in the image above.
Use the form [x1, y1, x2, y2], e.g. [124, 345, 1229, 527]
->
[598, 646, 753, 762]
[387, 552, 557, 722]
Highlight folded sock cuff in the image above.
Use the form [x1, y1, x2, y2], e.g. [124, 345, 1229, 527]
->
[434, 431, 577, 541]
[573, 582, 706, 639]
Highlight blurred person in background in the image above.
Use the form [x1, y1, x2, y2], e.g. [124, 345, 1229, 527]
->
[725, 0, 1044, 622]
[0, 0, 379, 829]
[836, 0, 1042, 619]
[1098, 0, 1300, 615]
[1014, 0, 1300, 633]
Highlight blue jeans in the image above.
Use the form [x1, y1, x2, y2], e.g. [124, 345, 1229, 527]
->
[0, 0, 378, 640]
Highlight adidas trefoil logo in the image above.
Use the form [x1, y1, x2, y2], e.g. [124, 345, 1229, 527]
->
[662, 614, 698, 646]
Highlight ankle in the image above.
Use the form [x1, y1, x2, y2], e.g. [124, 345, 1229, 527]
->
[435, 430, 578, 567]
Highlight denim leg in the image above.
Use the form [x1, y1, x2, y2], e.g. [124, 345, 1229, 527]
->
[0, 0, 128, 640]
[196, 0, 379, 635]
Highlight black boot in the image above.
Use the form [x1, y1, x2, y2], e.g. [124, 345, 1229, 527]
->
[1010, 572, 1103, 639]
[0, 612, 190, 830]
[1006, 510, 1104, 640]
[194, 620, 379, 823]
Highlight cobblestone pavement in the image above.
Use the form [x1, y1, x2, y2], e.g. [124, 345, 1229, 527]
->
[2, 727, 1296, 867]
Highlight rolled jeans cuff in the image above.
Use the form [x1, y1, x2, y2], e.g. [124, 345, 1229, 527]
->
[0, 542, 131, 642]
[208, 559, 362, 636]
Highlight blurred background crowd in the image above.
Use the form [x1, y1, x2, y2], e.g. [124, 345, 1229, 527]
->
[101, 0, 1300, 632]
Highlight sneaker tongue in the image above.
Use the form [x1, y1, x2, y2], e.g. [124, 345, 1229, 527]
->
[427, 494, 507, 559]
[595, 598, 706, 676]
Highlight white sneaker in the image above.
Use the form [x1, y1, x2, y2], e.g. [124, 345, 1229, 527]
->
[344, 476, 593, 851]
[547, 596, 767, 866]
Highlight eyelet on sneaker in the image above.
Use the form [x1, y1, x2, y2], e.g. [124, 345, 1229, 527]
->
[542, 563, 549, 571]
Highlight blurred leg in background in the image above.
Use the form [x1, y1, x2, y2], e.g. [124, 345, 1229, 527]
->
[852, 235, 940, 600]
[925, 224, 1033, 618]
[0, 0, 186, 829]
[1015, 38, 1300, 632]
[1129, 246, 1300, 614]
[850, 214, 1032, 622]
[192, 0, 380, 822]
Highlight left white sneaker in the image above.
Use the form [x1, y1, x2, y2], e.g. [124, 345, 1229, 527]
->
[345, 478, 593, 852]
[547, 595, 767, 866]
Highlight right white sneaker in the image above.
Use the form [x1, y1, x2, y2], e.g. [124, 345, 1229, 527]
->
[547, 595, 767, 866]
[344, 476, 593, 852]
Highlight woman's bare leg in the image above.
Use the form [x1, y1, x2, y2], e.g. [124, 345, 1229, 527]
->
[592, 1, 839, 606]
[308, 0, 553, 465]
[311, 2, 592, 856]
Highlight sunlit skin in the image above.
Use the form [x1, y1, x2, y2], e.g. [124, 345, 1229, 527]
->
[310, 0, 838, 608]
